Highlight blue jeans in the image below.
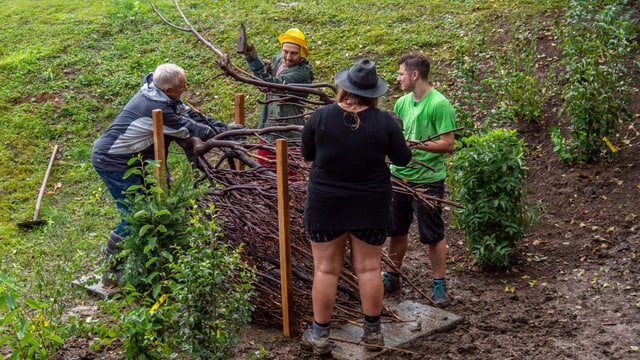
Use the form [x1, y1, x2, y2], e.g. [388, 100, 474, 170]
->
[95, 169, 143, 236]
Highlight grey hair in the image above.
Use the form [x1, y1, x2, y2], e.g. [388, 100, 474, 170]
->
[153, 63, 185, 90]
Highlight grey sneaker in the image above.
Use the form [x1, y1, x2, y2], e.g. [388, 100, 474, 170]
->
[382, 272, 400, 293]
[432, 279, 450, 305]
[361, 320, 384, 351]
[301, 323, 331, 355]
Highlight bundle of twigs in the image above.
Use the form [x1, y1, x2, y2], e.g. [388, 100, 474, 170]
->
[191, 136, 392, 330]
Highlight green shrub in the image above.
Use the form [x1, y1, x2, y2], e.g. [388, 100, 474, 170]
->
[91, 158, 256, 359]
[450, 36, 490, 139]
[480, 26, 550, 126]
[447, 129, 540, 268]
[554, 0, 638, 163]
[168, 209, 256, 359]
[118, 157, 206, 292]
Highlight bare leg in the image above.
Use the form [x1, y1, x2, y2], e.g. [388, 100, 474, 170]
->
[429, 239, 447, 279]
[385, 234, 408, 273]
[310, 233, 347, 323]
[350, 234, 384, 316]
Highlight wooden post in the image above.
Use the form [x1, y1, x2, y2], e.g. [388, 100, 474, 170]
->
[234, 93, 246, 170]
[276, 139, 296, 337]
[152, 109, 166, 190]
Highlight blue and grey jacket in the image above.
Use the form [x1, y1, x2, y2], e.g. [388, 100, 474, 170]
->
[91, 73, 227, 173]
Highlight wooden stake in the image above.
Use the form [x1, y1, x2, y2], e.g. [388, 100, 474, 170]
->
[152, 109, 166, 190]
[276, 139, 296, 336]
[234, 93, 245, 170]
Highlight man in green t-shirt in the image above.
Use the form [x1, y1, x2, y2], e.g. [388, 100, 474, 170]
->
[383, 52, 456, 305]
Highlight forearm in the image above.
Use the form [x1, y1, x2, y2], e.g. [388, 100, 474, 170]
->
[413, 132, 455, 153]
[413, 139, 453, 154]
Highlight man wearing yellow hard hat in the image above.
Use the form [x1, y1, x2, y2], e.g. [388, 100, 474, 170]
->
[241, 27, 314, 167]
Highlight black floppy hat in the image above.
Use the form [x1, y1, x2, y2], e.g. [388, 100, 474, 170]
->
[334, 59, 388, 98]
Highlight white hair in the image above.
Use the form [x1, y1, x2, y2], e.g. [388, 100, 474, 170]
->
[153, 63, 185, 89]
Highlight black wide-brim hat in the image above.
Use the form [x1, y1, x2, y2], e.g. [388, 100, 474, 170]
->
[334, 59, 388, 98]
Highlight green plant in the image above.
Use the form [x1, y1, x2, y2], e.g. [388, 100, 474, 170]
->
[168, 205, 256, 359]
[89, 160, 256, 359]
[447, 128, 540, 268]
[0, 276, 65, 359]
[118, 156, 206, 292]
[480, 26, 550, 126]
[449, 36, 490, 138]
[554, 0, 638, 163]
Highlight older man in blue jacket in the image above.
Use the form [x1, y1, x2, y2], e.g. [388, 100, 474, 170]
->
[91, 63, 234, 287]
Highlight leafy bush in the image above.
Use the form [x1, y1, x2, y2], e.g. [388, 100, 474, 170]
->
[450, 36, 490, 139]
[554, 0, 638, 163]
[447, 129, 540, 268]
[481, 26, 551, 126]
[118, 157, 206, 292]
[168, 210, 256, 359]
[91, 159, 256, 359]
[0, 276, 66, 359]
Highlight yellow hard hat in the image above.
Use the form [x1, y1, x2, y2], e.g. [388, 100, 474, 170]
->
[278, 28, 309, 57]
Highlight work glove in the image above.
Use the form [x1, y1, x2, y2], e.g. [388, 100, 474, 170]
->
[243, 43, 258, 61]
[263, 59, 273, 74]
[227, 123, 245, 131]
[225, 123, 245, 141]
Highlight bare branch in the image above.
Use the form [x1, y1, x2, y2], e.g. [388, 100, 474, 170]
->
[148, 1, 190, 32]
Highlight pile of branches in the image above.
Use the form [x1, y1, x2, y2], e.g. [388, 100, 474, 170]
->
[182, 129, 458, 331]
[156, 0, 462, 330]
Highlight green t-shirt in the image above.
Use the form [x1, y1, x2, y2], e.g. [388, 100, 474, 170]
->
[390, 88, 456, 183]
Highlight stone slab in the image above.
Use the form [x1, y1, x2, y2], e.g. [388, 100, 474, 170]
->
[72, 273, 120, 300]
[328, 300, 462, 359]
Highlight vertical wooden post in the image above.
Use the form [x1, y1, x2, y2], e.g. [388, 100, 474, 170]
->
[234, 93, 246, 170]
[152, 109, 166, 190]
[276, 139, 296, 337]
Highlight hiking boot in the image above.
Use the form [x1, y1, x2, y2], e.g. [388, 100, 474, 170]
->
[382, 272, 400, 293]
[301, 322, 331, 355]
[102, 231, 124, 289]
[102, 271, 120, 289]
[361, 319, 384, 351]
[432, 279, 450, 305]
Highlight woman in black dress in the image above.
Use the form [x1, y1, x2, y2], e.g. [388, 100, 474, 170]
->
[300, 59, 412, 354]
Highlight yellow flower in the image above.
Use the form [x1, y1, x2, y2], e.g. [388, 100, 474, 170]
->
[149, 302, 160, 315]
[149, 294, 168, 315]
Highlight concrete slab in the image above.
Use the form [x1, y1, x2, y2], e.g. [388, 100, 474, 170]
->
[72, 273, 120, 300]
[328, 300, 462, 359]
